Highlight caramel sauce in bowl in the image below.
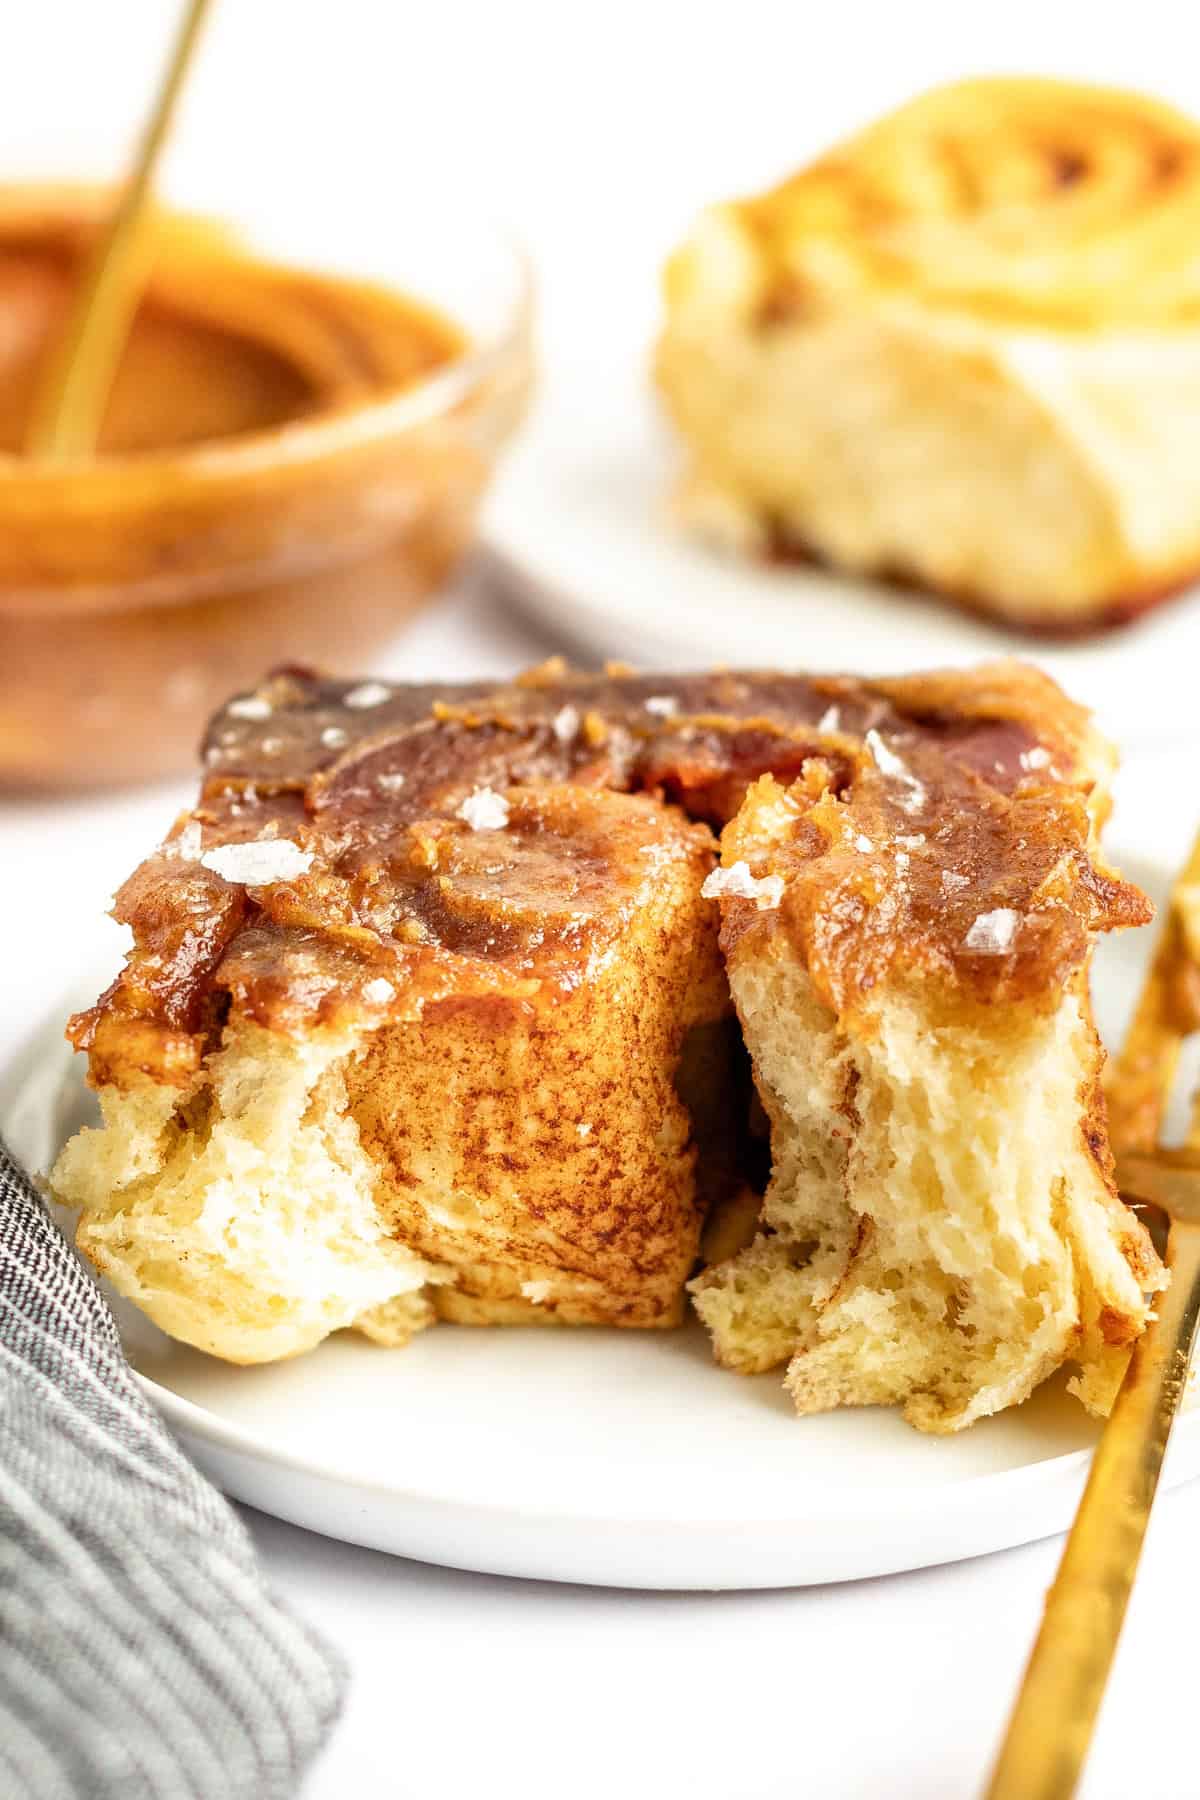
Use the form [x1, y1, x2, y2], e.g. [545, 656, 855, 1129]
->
[0, 188, 533, 788]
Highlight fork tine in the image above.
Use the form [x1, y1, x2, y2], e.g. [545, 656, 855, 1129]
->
[1107, 829, 1200, 1155]
[1177, 875, 1200, 1153]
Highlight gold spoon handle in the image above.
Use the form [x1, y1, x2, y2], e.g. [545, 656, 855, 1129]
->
[24, 0, 214, 461]
[985, 1216, 1200, 1800]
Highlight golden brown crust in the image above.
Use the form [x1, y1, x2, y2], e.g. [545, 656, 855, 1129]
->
[737, 79, 1200, 332]
[339, 785, 728, 1328]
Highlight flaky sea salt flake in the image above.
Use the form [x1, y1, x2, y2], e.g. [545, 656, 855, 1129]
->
[1021, 746, 1052, 771]
[964, 908, 1019, 955]
[552, 704, 581, 744]
[227, 694, 272, 721]
[173, 821, 203, 860]
[817, 705, 841, 733]
[701, 860, 785, 909]
[941, 870, 970, 893]
[321, 726, 348, 749]
[200, 840, 313, 887]
[344, 681, 392, 710]
[645, 695, 679, 718]
[363, 977, 395, 1004]
[865, 728, 926, 815]
[376, 771, 406, 794]
[457, 787, 510, 831]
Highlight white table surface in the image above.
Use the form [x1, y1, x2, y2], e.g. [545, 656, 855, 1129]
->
[4, 565, 1200, 1800]
[8, 1, 1200, 1791]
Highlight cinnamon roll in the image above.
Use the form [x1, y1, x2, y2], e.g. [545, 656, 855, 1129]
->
[51, 662, 1162, 1430]
[656, 78, 1200, 632]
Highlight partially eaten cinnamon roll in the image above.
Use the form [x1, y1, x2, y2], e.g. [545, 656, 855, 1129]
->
[52, 660, 1163, 1430]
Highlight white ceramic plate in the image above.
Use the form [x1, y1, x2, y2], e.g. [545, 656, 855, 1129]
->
[4, 850, 1198, 1592]
[482, 331, 1200, 751]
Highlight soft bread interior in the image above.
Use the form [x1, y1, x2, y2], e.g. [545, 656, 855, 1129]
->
[658, 294, 1136, 622]
[53, 1024, 439, 1363]
[691, 955, 1157, 1432]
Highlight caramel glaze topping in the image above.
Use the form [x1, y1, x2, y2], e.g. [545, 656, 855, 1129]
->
[71, 659, 1152, 1087]
[721, 742, 1146, 1020]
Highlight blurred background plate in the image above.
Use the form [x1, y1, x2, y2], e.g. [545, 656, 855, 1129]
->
[5, 847, 1197, 1592]
[483, 325, 1200, 751]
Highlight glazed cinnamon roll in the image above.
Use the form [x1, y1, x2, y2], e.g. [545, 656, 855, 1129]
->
[656, 78, 1200, 633]
[51, 661, 1163, 1432]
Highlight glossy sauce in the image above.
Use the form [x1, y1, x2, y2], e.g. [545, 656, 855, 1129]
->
[0, 210, 462, 454]
[0, 192, 527, 792]
[70, 663, 1152, 1088]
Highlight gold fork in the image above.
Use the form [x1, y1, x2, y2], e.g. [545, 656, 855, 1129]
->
[986, 831, 1200, 1800]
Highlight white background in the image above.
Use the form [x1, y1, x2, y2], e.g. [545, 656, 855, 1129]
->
[7, 3, 1200, 1795]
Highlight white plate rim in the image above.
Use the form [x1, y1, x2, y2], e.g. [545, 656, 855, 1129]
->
[130, 1364, 1140, 1528]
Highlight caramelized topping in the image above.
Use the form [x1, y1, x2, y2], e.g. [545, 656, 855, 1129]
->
[716, 707, 1151, 1015]
[72, 661, 1150, 1085]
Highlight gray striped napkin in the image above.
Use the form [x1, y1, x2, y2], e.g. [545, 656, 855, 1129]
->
[0, 1135, 346, 1799]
